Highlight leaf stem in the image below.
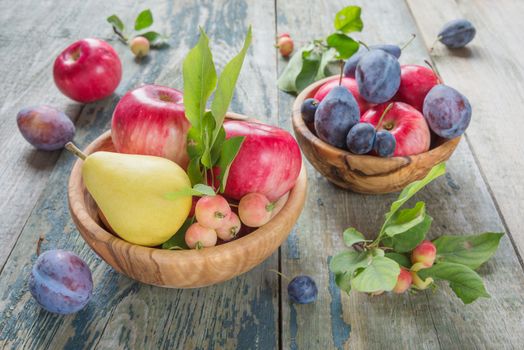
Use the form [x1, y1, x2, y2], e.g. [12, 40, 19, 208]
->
[112, 26, 128, 44]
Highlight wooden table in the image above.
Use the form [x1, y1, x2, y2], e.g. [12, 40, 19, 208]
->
[1, 0, 523, 349]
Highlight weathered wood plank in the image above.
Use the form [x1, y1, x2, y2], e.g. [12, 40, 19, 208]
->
[404, 0, 524, 261]
[276, 0, 524, 349]
[0, 0, 279, 349]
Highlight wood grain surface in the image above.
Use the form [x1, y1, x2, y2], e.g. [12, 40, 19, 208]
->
[1, 0, 524, 349]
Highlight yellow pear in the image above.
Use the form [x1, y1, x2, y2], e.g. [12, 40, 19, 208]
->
[75, 148, 191, 246]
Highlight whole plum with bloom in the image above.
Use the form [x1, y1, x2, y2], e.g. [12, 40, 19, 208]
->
[423, 85, 472, 139]
[130, 36, 150, 57]
[361, 102, 430, 156]
[314, 85, 360, 149]
[238, 192, 274, 228]
[356, 50, 401, 104]
[17, 105, 75, 151]
[411, 240, 437, 267]
[374, 130, 396, 157]
[369, 44, 401, 58]
[346, 122, 376, 155]
[185, 223, 218, 249]
[438, 19, 476, 48]
[29, 250, 93, 314]
[216, 212, 241, 241]
[313, 77, 374, 115]
[222, 120, 302, 201]
[195, 195, 232, 229]
[396, 65, 439, 112]
[111, 84, 190, 168]
[288, 275, 318, 304]
[53, 38, 122, 103]
[392, 268, 412, 294]
[300, 98, 319, 123]
[343, 46, 367, 78]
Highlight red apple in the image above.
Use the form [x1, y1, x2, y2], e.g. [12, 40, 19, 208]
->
[221, 120, 302, 201]
[111, 84, 190, 167]
[53, 38, 122, 103]
[361, 102, 430, 156]
[313, 77, 374, 115]
[395, 65, 439, 112]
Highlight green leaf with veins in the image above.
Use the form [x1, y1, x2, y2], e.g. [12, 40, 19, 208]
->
[139, 31, 168, 47]
[210, 127, 226, 164]
[316, 48, 337, 80]
[384, 202, 426, 237]
[295, 50, 322, 92]
[433, 233, 504, 269]
[187, 157, 204, 186]
[211, 26, 252, 144]
[164, 184, 215, 200]
[382, 215, 432, 253]
[135, 9, 153, 31]
[343, 228, 367, 247]
[326, 33, 359, 59]
[385, 252, 411, 268]
[277, 45, 312, 93]
[418, 262, 490, 304]
[334, 6, 363, 33]
[329, 250, 370, 276]
[183, 27, 217, 130]
[107, 14, 125, 32]
[335, 272, 352, 294]
[351, 256, 400, 293]
[200, 111, 216, 168]
[216, 136, 245, 192]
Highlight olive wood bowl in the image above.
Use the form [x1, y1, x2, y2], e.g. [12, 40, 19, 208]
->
[68, 115, 307, 288]
[292, 76, 460, 194]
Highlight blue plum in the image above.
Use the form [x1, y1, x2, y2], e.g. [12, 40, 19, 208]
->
[356, 50, 401, 104]
[301, 98, 319, 123]
[438, 19, 476, 48]
[288, 275, 318, 304]
[314, 85, 360, 149]
[374, 130, 396, 157]
[343, 46, 367, 78]
[29, 250, 93, 314]
[423, 84, 472, 139]
[346, 122, 376, 154]
[369, 44, 401, 58]
[17, 105, 75, 151]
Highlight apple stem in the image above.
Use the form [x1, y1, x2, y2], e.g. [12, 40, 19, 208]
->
[424, 59, 443, 84]
[358, 40, 369, 51]
[375, 103, 394, 130]
[338, 60, 344, 86]
[400, 33, 416, 51]
[65, 142, 87, 160]
[268, 269, 290, 282]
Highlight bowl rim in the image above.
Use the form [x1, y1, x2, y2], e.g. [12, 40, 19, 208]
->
[292, 75, 461, 163]
[68, 118, 307, 270]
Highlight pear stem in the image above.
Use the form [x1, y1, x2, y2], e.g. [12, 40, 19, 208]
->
[65, 142, 87, 160]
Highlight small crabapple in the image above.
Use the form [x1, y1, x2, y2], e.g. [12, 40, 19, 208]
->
[195, 195, 232, 229]
[277, 36, 294, 57]
[411, 240, 437, 267]
[392, 268, 412, 294]
[216, 212, 241, 241]
[238, 193, 274, 227]
[130, 36, 150, 57]
[185, 223, 217, 249]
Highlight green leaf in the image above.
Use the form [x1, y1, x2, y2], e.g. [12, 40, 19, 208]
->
[433, 233, 504, 269]
[334, 6, 363, 33]
[343, 228, 366, 247]
[326, 33, 359, 60]
[162, 218, 192, 250]
[385, 252, 411, 268]
[316, 48, 337, 80]
[335, 272, 352, 294]
[201, 111, 216, 168]
[329, 251, 370, 275]
[351, 256, 400, 293]
[193, 184, 216, 196]
[210, 26, 252, 144]
[382, 215, 432, 253]
[187, 157, 204, 186]
[384, 202, 426, 237]
[187, 127, 204, 159]
[139, 31, 168, 47]
[216, 136, 245, 192]
[107, 14, 125, 32]
[135, 9, 153, 31]
[384, 163, 446, 227]
[164, 184, 215, 200]
[277, 46, 311, 93]
[295, 49, 322, 92]
[210, 126, 226, 164]
[418, 262, 490, 304]
[183, 28, 217, 130]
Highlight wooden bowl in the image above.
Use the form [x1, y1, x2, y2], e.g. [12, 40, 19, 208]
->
[292, 76, 460, 194]
[68, 117, 307, 288]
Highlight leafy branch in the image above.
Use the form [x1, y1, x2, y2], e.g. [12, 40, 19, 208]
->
[107, 9, 169, 47]
[330, 163, 504, 304]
